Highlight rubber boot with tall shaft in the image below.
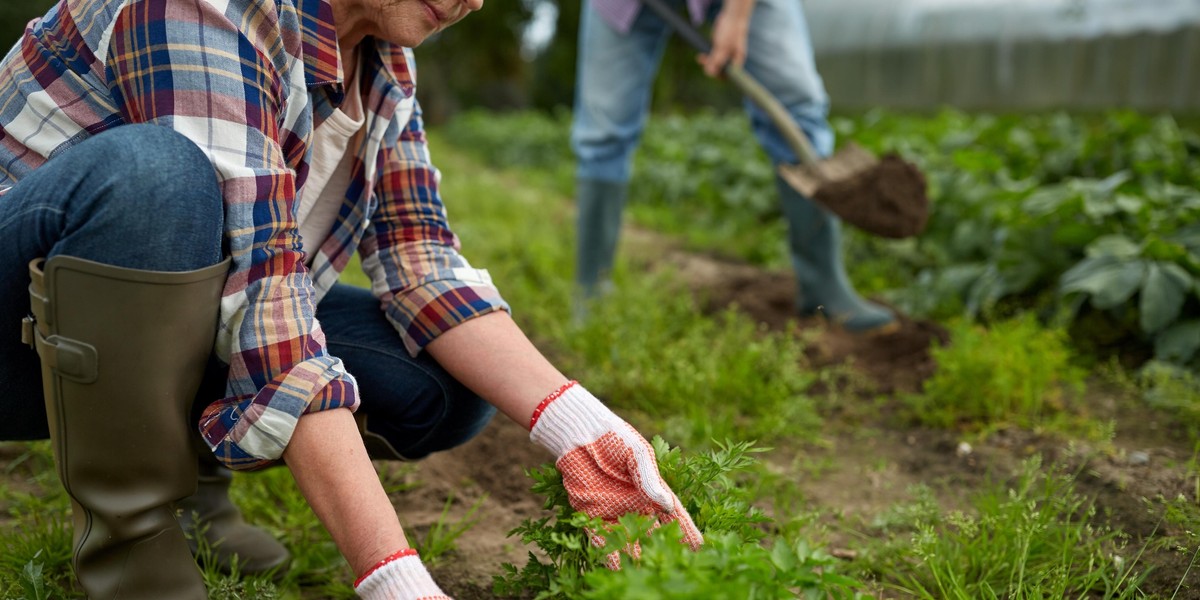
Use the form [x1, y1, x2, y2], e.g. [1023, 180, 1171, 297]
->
[777, 176, 896, 332]
[26, 255, 230, 599]
[574, 178, 628, 321]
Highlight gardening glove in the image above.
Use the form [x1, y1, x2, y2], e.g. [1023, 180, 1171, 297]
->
[529, 381, 704, 568]
[354, 549, 451, 600]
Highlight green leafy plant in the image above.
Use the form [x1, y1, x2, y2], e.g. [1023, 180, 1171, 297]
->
[906, 316, 1086, 429]
[579, 519, 867, 600]
[440, 108, 1200, 367]
[493, 438, 867, 599]
[17, 558, 49, 600]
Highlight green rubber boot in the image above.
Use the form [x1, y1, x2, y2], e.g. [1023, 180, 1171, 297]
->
[176, 455, 290, 577]
[26, 255, 229, 599]
[777, 176, 896, 332]
[574, 178, 628, 321]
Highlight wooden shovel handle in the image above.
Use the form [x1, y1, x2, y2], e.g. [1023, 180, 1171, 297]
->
[723, 65, 824, 169]
[637, 0, 824, 169]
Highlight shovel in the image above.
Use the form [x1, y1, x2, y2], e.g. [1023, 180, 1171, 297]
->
[638, 0, 930, 239]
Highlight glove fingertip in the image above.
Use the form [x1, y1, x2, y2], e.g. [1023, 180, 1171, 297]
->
[651, 490, 676, 514]
[605, 551, 622, 571]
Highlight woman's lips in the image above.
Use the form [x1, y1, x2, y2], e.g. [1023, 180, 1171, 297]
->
[421, 1, 446, 26]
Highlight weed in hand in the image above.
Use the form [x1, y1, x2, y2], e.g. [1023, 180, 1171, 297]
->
[493, 438, 869, 599]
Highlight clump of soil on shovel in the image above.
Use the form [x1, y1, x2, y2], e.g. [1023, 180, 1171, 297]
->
[815, 154, 929, 239]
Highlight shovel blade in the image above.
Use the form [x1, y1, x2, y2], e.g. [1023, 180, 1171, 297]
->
[819, 143, 878, 181]
[778, 143, 879, 198]
[779, 146, 930, 239]
[778, 163, 822, 198]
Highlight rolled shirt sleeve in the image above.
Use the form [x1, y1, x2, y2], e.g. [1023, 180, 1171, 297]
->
[359, 98, 510, 356]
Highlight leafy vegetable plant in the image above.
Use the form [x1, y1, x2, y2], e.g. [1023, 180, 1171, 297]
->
[906, 315, 1086, 430]
[494, 438, 868, 599]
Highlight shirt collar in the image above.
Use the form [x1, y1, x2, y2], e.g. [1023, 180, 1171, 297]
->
[297, 0, 342, 90]
[372, 40, 416, 99]
[297, 0, 414, 100]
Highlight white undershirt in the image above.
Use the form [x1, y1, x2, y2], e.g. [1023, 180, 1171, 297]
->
[297, 63, 365, 265]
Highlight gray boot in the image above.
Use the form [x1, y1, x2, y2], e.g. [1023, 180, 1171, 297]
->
[777, 176, 896, 332]
[574, 178, 629, 320]
[25, 255, 229, 599]
[176, 456, 290, 577]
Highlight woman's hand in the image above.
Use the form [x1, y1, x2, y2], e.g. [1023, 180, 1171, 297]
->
[529, 382, 704, 567]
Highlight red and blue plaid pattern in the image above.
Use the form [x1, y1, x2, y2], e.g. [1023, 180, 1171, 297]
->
[0, 0, 508, 470]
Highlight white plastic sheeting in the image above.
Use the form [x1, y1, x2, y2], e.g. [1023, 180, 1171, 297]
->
[807, 0, 1200, 50]
[804, 0, 1200, 110]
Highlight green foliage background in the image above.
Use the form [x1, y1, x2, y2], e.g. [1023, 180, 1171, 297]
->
[0, 0, 55, 53]
[443, 108, 1200, 370]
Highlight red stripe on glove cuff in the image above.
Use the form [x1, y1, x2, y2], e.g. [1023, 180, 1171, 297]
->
[354, 548, 419, 587]
[529, 380, 578, 430]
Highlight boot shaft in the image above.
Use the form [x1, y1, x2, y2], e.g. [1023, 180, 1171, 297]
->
[28, 255, 230, 599]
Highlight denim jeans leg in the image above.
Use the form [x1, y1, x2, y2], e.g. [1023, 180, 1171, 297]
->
[571, 0, 677, 184]
[0, 124, 224, 440]
[316, 283, 496, 460]
[739, 0, 835, 162]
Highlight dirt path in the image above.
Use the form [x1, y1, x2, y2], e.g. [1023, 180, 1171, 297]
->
[396, 226, 1197, 598]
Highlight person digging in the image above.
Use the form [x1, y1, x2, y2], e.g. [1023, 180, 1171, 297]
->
[571, 0, 927, 331]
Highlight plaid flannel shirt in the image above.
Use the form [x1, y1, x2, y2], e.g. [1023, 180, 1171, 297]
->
[0, 0, 509, 470]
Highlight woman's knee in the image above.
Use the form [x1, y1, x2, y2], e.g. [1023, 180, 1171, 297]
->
[368, 385, 497, 460]
[94, 125, 221, 217]
[447, 394, 498, 446]
[67, 125, 224, 267]
[103, 125, 220, 202]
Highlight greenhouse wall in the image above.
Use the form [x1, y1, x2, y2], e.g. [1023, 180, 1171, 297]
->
[806, 0, 1200, 112]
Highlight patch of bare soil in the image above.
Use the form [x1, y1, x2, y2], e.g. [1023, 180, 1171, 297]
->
[384, 417, 551, 598]
[622, 228, 1196, 597]
[645, 240, 949, 395]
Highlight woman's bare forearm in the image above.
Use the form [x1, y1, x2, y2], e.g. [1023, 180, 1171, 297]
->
[426, 311, 569, 430]
[283, 407, 409, 576]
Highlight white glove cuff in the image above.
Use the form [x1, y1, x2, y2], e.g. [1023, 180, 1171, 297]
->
[529, 381, 618, 458]
[354, 550, 447, 600]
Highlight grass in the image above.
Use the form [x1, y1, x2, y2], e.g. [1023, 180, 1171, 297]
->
[409, 494, 487, 566]
[0, 128, 1193, 598]
[0, 443, 74, 600]
[858, 456, 1147, 599]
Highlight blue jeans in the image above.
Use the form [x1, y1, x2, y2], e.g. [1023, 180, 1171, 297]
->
[571, 0, 833, 183]
[0, 124, 494, 457]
